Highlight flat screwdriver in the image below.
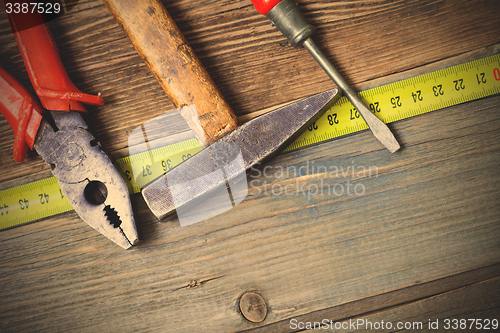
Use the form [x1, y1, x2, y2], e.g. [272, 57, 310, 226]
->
[249, 0, 400, 153]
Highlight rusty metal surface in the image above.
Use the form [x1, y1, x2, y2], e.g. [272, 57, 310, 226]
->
[142, 88, 340, 221]
[34, 111, 138, 249]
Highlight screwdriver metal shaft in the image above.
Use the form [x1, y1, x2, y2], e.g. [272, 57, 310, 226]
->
[302, 38, 400, 153]
[262, 0, 400, 153]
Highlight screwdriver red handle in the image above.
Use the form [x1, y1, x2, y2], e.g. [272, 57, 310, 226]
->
[0, 66, 44, 162]
[249, 0, 315, 47]
[250, 0, 282, 15]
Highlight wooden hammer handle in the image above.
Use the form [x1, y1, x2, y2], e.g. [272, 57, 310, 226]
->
[102, 0, 239, 146]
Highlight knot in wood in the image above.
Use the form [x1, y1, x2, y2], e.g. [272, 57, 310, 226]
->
[239, 292, 267, 323]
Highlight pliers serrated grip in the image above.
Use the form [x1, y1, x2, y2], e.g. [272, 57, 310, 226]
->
[0, 1, 139, 248]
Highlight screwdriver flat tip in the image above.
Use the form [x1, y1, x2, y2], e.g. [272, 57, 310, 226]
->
[302, 38, 400, 153]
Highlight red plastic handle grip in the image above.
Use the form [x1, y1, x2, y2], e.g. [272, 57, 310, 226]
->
[250, 0, 282, 15]
[0, 66, 44, 162]
[2, 0, 104, 112]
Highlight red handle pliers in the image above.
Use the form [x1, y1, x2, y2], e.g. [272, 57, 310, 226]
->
[0, 1, 103, 162]
[0, 1, 138, 249]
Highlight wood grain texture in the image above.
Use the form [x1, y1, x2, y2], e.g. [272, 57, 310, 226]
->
[0, 0, 499, 332]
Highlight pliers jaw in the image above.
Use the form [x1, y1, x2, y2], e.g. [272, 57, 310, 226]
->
[34, 112, 139, 249]
[0, 5, 138, 249]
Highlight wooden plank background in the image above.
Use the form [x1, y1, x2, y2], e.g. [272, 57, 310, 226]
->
[0, 0, 499, 331]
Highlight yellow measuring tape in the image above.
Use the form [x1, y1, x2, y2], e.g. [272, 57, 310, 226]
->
[1, 54, 499, 229]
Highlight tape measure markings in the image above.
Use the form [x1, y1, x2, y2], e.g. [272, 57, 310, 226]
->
[1, 54, 499, 229]
[0, 176, 73, 228]
[116, 137, 203, 193]
[287, 53, 499, 152]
